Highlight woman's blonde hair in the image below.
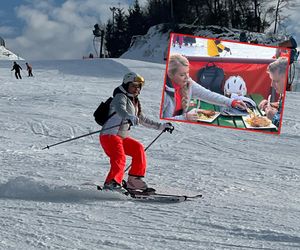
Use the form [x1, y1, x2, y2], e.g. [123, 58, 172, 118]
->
[167, 54, 189, 79]
[167, 54, 190, 114]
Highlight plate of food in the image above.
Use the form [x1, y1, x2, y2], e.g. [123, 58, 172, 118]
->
[189, 108, 220, 123]
[242, 115, 277, 129]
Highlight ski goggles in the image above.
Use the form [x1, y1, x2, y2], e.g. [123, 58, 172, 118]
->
[132, 75, 145, 84]
[129, 82, 143, 89]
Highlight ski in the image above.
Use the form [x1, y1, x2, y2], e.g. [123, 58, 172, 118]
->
[97, 185, 202, 203]
[129, 192, 202, 202]
[81, 182, 202, 203]
[130, 193, 187, 202]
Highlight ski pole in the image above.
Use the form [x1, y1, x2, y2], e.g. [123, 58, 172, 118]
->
[125, 128, 170, 173]
[42, 123, 126, 150]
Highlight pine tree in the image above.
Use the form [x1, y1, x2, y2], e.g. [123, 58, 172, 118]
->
[114, 8, 130, 57]
[145, 0, 171, 26]
[127, 0, 148, 38]
[104, 20, 114, 58]
[105, 8, 129, 58]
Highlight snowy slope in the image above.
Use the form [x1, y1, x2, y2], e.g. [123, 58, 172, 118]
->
[0, 59, 300, 250]
[121, 25, 169, 64]
[0, 46, 24, 60]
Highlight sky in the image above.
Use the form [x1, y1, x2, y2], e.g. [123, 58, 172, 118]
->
[0, 0, 299, 60]
[0, 0, 148, 60]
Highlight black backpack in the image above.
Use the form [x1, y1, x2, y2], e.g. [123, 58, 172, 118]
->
[289, 36, 299, 64]
[93, 97, 116, 126]
[197, 63, 225, 94]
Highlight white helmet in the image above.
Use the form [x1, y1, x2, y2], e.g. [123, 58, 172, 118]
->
[224, 76, 247, 96]
[123, 72, 145, 85]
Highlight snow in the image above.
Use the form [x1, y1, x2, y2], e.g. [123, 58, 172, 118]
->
[0, 46, 24, 60]
[121, 25, 169, 64]
[1, 58, 300, 250]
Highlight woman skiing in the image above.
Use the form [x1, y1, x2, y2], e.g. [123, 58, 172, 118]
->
[100, 72, 173, 193]
[162, 54, 247, 120]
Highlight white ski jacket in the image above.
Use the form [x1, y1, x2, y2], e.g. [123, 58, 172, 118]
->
[101, 85, 164, 138]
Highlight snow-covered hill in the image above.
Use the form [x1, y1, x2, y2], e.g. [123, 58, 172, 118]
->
[0, 45, 24, 60]
[0, 58, 299, 249]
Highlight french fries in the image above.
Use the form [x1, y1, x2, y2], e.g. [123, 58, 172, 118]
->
[245, 116, 271, 127]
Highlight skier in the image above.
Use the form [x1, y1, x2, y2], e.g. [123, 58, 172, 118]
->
[100, 72, 174, 194]
[172, 34, 183, 48]
[11, 61, 22, 79]
[258, 57, 288, 127]
[162, 54, 247, 120]
[183, 36, 196, 47]
[207, 39, 231, 57]
[239, 32, 248, 43]
[25, 62, 33, 77]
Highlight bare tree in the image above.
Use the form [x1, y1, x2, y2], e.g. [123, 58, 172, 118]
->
[272, 0, 291, 34]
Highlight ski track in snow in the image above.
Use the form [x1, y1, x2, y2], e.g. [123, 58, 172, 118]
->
[0, 59, 300, 250]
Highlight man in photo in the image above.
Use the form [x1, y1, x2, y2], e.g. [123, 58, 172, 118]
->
[258, 57, 288, 127]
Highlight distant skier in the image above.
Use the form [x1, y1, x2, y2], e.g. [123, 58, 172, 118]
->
[99, 72, 174, 194]
[11, 61, 22, 79]
[172, 34, 183, 48]
[25, 62, 33, 77]
[239, 32, 248, 43]
[183, 36, 196, 47]
[207, 39, 231, 57]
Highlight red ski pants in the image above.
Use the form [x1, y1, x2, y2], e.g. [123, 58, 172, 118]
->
[100, 135, 147, 184]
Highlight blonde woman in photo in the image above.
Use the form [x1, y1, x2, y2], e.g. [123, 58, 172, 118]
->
[162, 54, 247, 121]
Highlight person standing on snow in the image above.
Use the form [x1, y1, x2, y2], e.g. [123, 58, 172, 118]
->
[172, 34, 183, 48]
[207, 39, 231, 57]
[162, 54, 247, 120]
[11, 61, 22, 79]
[100, 72, 174, 194]
[25, 62, 33, 77]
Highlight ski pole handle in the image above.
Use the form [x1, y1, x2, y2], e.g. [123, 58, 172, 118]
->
[163, 123, 174, 134]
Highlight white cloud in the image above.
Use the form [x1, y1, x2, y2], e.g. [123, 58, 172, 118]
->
[7, 0, 132, 60]
[0, 26, 15, 36]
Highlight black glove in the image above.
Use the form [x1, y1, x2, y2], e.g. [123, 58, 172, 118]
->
[126, 115, 139, 126]
[163, 122, 174, 134]
[224, 47, 231, 52]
